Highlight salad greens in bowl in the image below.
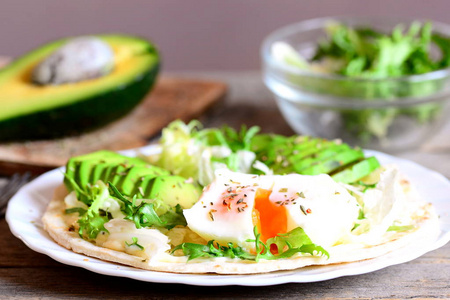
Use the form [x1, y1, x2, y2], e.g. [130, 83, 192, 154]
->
[262, 17, 450, 151]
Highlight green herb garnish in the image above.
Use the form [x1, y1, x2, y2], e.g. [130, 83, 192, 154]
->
[108, 182, 186, 229]
[76, 181, 112, 240]
[65, 207, 87, 216]
[125, 237, 145, 250]
[172, 226, 329, 262]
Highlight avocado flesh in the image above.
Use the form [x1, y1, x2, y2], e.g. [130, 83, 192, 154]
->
[79, 158, 142, 189]
[261, 136, 310, 165]
[276, 139, 331, 174]
[331, 156, 381, 184]
[66, 150, 124, 186]
[133, 174, 159, 198]
[119, 166, 170, 196]
[147, 175, 201, 214]
[66, 150, 151, 192]
[288, 140, 334, 164]
[0, 34, 159, 140]
[298, 148, 364, 175]
[292, 144, 351, 172]
[74, 154, 146, 190]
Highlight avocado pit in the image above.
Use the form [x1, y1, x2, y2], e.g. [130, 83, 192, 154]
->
[32, 36, 114, 85]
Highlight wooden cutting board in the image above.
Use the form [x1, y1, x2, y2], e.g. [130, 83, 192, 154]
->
[0, 76, 226, 176]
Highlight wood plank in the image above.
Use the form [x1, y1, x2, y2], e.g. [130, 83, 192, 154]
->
[0, 259, 448, 299]
[0, 76, 226, 176]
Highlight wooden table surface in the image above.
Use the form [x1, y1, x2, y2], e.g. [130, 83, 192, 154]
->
[1, 71, 449, 299]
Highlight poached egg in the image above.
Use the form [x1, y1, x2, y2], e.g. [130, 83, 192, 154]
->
[184, 170, 360, 252]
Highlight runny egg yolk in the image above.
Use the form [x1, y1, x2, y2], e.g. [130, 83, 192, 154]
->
[252, 188, 287, 243]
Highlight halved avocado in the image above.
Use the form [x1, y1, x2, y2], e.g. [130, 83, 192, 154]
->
[0, 34, 160, 140]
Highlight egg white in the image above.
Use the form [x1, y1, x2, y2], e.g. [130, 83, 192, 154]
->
[184, 170, 360, 252]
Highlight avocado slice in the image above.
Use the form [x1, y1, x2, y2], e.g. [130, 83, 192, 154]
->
[65, 150, 155, 194]
[119, 166, 170, 196]
[0, 34, 159, 140]
[66, 150, 119, 180]
[299, 148, 364, 175]
[331, 156, 381, 184]
[75, 155, 145, 189]
[292, 144, 351, 172]
[288, 139, 334, 164]
[131, 174, 159, 198]
[147, 175, 201, 213]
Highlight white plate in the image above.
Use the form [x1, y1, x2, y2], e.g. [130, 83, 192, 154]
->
[6, 146, 450, 286]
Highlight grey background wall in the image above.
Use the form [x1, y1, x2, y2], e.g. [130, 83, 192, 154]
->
[1, 0, 450, 71]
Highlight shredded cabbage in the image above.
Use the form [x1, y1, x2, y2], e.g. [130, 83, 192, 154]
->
[154, 120, 266, 186]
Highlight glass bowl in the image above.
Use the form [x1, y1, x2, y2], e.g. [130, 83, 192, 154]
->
[261, 16, 450, 152]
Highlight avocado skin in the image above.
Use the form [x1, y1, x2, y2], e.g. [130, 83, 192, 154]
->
[0, 64, 159, 141]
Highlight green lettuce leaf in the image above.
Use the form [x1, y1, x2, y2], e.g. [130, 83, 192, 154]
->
[76, 181, 112, 240]
[108, 182, 186, 229]
[172, 227, 329, 262]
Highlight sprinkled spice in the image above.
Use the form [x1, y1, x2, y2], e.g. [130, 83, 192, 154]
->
[237, 198, 244, 204]
[306, 208, 312, 214]
[279, 188, 288, 193]
[297, 191, 306, 198]
[209, 210, 216, 221]
[300, 205, 308, 215]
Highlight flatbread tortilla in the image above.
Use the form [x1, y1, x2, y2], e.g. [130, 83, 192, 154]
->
[42, 183, 440, 275]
